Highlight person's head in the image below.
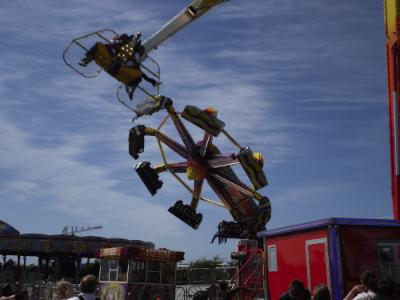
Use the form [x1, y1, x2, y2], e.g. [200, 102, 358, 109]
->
[219, 281, 228, 291]
[54, 280, 75, 300]
[360, 270, 378, 292]
[289, 280, 310, 300]
[0, 283, 14, 297]
[15, 290, 29, 300]
[312, 284, 331, 300]
[80, 274, 98, 294]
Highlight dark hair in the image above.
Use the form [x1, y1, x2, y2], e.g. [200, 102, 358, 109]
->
[0, 283, 14, 297]
[313, 284, 331, 300]
[15, 290, 29, 300]
[360, 270, 378, 292]
[289, 280, 306, 297]
[80, 274, 98, 293]
[219, 281, 228, 291]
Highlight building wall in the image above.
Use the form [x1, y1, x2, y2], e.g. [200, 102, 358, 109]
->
[265, 229, 329, 300]
[339, 226, 400, 295]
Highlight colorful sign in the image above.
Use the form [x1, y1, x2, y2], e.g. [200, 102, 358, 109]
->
[97, 247, 184, 261]
[132, 247, 184, 261]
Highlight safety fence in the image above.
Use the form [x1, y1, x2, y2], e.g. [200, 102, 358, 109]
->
[16, 283, 212, 300]
[5, 267, 236, 300]
[13, 282, 231, 300]
[176, 267, 236, 285]
[175, 285, 210, 300]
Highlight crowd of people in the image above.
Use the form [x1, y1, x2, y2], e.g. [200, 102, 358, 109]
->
[192, 269, 396, 300]
[0, 270, 397, 300]
[0, 274, 98, 300]
[279, 280, 327, 300]
[279, 270, 396, 300]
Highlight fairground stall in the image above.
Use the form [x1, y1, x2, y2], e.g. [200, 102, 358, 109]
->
[256, 218, 400, 300]
[0, 220, 154, 283]
[96, 246, 184, 300]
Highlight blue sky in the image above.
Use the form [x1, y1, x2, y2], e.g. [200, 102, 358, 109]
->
[0, 0, 391, 261]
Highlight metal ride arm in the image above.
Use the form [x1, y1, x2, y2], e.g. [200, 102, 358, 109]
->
[142, 0, 229, 55]
[165, 102, 197, 156]
[145, 126, 190, 160]
[130, 100, 271, 237]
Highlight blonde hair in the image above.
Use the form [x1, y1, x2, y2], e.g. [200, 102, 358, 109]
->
[313, 284, 331, 300]
[53, 280, 74, 300]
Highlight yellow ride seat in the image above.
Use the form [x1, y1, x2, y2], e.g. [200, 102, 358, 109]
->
[93, 43, 143, 85]
[94, 43, 113, 69]
[116, 67, 143, 85]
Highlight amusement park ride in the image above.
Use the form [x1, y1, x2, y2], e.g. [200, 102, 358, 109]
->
[62, 0, 400, 299]
[64, 0, 271, 244]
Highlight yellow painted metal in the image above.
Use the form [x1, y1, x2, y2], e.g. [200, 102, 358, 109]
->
[94, 44, 113, 69]
[385, 0, 399, 37]
[193, 0, 228, 10]
[93, 43, 143, 85]
[115, 67, 142, 85]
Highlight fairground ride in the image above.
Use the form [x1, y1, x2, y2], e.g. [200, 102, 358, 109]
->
[64, 0, 272, 244]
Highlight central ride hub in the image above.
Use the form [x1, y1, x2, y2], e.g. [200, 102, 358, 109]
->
[186, 160, 208, 180]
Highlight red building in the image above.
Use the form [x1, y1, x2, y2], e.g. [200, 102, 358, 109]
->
[257, 218, 400, 300]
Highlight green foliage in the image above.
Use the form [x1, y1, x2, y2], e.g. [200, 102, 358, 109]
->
[189, 255, 225, 269]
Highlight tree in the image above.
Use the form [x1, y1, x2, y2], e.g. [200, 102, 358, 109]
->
[189, 255, 225, 269]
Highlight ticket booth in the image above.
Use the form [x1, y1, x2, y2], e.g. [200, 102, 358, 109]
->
[257, 218, 400, 300]
[96, 246, 184, 300]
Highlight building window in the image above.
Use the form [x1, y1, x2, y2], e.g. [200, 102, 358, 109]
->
[99, 259, 128, 282]
[147, 260, 161, 284]
[378, 242, 400, 284]
[130, 260, 147, 283]
[161, 261, 176, 284]
[268, 245, 278, 272]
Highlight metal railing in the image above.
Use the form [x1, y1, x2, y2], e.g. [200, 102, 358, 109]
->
[2, 267, 238, 300]
[176, 267, 236, 285]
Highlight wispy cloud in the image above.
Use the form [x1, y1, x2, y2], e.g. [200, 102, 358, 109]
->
[0, 0, 393, 260]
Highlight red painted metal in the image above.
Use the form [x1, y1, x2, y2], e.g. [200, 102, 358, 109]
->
[265, 229, 329, 300]
[307, 242, 329, 292]
[232, 240, 264, 300]
[258, 218, 400, 299]
[385, 0, 400, 220]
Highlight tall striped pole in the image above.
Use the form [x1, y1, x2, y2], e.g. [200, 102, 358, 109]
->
[384, 0, 400, 219]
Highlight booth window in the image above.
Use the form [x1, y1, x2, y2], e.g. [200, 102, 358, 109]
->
[147, 260, 161, 283]
[99, 259, 128, 282]
[268, 245, 278, 272]
[130, 260, 147, 283]
[130, 259, 176, 284]
[161, 261, 176, 284]
[378, 242, 400, 284]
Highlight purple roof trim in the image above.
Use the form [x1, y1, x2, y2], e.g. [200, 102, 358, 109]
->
[257, 217, 400, 238]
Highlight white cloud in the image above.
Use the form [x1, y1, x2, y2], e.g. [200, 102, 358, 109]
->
[0, 0, 392, 260]
[0, 112, 182, 238]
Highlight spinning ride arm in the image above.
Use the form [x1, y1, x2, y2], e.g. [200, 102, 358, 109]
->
[128, 97, 271, 242]
[143, 0, 229, 55]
